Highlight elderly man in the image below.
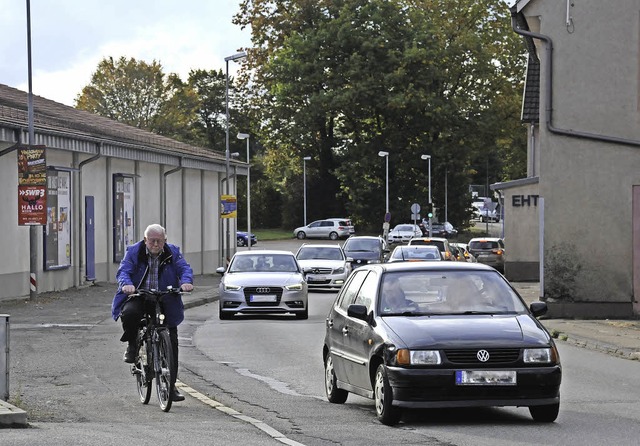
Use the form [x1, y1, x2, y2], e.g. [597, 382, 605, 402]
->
[111, 224, 194, 402]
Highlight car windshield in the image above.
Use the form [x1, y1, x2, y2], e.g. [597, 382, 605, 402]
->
[297, 247, 344, 261]
[391, 247, 440, 261]
[344, 239, 379, 252]
[395, 225, 415, 231]
[411, 239, 446, 251]
[378, 270, 527, 316]
[229, 254, 299, 273]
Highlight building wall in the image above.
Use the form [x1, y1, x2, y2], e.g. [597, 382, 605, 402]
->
[502, 183, 540, 281]
[521, 0, 640, 313]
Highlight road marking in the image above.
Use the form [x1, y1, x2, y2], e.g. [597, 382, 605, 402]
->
[175, 380, 306, 446]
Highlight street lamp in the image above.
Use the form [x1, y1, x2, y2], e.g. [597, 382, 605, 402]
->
[237, 133, 251, 250]
[421, 154, 432, 237]
[378, 151, 390, 241]
[223, 50, 247, 264]
[303, 156, 311, 225]
[378, 151, 389, 214]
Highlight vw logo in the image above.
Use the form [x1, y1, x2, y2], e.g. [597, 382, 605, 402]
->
[255, 287, 270, 293]
[476, 350, 490, 362]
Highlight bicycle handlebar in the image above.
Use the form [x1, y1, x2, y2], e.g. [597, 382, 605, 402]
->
[129, 286, 189, 298]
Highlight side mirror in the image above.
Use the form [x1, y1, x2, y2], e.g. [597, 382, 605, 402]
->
[530, 301, 548, 317]
[347, 304, 368, 322]
[216, 266, 226, 275]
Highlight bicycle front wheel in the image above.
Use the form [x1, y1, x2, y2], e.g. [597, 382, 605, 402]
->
[155, 329, 174, 412]
[135, 335, 152, 404]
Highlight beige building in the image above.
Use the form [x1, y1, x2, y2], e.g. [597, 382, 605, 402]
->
[495, 0, 640, 317]
[0, 84, 244, 300]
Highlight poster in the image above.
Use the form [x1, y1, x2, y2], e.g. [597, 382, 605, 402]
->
[113, 175, 135, 262]
[220, 194, 237, 219]
[17, 145, 47, 225]
[44, 169, 71, 270]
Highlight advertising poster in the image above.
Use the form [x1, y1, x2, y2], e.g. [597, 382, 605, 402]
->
[17, 145, 47, 225]
[220, 194, 237, 219]
[44, 169, 71, 270]
[113, 175, 135, 262]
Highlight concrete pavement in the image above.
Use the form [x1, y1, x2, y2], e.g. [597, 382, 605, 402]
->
[2, 277, 640, 427]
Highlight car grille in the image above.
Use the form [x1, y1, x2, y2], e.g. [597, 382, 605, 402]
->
[444, 348, 520, 364]
[309, 267, 333, 274]
[243, 286, 283, 306]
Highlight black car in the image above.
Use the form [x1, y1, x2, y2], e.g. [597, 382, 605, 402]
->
[323, 262, 561, 425]
[341, 236, 389, 269]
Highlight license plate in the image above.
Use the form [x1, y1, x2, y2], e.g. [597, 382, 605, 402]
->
[308, 276, 326, 282]
[250, 294, 277, 302]
[455, 370, 517, 386]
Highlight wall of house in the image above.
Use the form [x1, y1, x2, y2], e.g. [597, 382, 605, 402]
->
[502, 183, 540, 281]
[523, 0, 640, 314]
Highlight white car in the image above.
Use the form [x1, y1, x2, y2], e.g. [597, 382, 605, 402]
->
[216, 250, 309, 320]
[387, 224, 422, 244]
[295, 244, 352, 289]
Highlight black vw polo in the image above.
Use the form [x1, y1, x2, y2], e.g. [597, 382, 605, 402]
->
[323, 262, 561, 425]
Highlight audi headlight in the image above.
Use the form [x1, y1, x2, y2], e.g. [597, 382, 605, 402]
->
[285, 283, 303, 291]
[524, 347, 556, 363]
[223, 283, 241, 291]
[396, 349, 441, 365]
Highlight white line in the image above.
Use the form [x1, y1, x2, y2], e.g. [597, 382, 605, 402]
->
[175, 380, 306, 446]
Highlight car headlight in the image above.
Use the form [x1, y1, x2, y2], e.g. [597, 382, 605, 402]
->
[285, 283, 303, 291]
[334, 267, 345, 274]
[223, 283, 241, 291]
[369, 260, 381, 264]
[523, 347, 557, 364]
[396, 349, 441, 365]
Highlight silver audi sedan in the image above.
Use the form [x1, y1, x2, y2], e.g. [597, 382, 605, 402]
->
[216, 250, 309, 320]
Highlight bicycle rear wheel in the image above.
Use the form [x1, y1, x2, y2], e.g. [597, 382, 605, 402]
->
[155, 329, 174, 412]
[135, 335, 152, 404]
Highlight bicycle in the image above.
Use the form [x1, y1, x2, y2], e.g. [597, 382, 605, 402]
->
[128, 286, 184, 412]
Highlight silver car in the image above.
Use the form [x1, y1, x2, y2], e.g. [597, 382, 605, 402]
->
[216, 250, 309, 320]
[295, 244, 352, 289]
[293, 219, 352, 240]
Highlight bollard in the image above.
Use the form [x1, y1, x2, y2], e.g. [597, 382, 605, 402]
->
[0, 314, 8, 401]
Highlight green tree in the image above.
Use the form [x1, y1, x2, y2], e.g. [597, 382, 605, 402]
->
[75, 56, 168, 129]
[235, 0, 527, 231]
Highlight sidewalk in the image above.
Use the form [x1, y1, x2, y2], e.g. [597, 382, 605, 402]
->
[2, 278, 640, 427]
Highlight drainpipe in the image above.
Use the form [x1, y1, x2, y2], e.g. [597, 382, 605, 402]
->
[77, 143, 101, 283]
[162, 160, 183, 228]
[510, 12, 640, 148]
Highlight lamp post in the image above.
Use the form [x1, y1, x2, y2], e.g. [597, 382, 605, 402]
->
[303, 156, 311, 225]
[421, 154, 432, 237]
[223, 51, 247, 264]
[237, 133, 251, 250]
[378, 151, 390, 240]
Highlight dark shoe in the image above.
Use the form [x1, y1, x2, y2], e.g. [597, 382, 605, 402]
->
[123, 343, 136, 363]
[172, 388, 185, 402]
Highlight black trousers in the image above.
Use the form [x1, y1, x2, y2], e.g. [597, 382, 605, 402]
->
[120, 298, 179, 385]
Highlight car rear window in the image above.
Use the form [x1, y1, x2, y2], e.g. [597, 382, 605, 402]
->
[410, 239, 445, 251]
[469, 241, 499, 250]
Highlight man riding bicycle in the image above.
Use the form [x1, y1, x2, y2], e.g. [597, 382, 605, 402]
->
[111, 224, 194, 402]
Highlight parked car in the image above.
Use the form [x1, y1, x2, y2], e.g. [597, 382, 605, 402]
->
[323, 261, 560, 425]
[295, 244, 352, 290]
[216, 250, 309, 320]
[387, 245, 442, 262]
[293, 219, 352, 240]
[468, 237, 506, 273]
[407, 236, 455, 261]
[387, 224, 422, 244]
[451, 242, 477, 263]
[236, 230, 257, 247]
[342, 236, 389, 269]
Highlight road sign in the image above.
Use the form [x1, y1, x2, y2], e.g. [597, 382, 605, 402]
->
[410, 203, 421, 214]
[384, 212, 391, 222]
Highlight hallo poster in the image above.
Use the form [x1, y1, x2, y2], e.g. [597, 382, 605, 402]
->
[17, 145, 47, 225]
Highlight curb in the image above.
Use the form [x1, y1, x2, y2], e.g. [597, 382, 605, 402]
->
[0, 399, 27, 427]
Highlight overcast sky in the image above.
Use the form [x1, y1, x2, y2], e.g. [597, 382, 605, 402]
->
[0, 0, 252, 106]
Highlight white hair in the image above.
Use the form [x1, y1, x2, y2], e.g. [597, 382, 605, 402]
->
[144, 224, 166, 238]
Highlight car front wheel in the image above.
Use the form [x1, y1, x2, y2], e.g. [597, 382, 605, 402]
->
[296, 231, 306, 239]
[324, 355, 348, 404]
[374, 364, 401, 425]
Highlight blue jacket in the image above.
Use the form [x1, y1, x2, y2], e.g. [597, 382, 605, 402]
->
[111, 240, 193, 327]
